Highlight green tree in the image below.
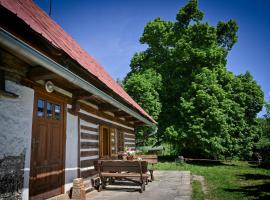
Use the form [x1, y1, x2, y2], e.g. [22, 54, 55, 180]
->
[123, 69, 162, 145]
[232, 72, 264, 122]
[124, 0, 263, 158]
[177, 68, 263, 159]
[256, 102, 270, 164]
[124, 69, 162, 121]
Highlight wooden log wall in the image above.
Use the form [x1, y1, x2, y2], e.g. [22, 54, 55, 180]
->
[78, 109, 136, 180]
[124, 132, 135, 150]
[79, 119, 99, 179]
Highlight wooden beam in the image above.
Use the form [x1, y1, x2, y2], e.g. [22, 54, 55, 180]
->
[99, 103, 120, 112]
[124, 116, 133, 119]
[27, 67, 58, 81]
[70, 99, 80, 115]
[125, 117, 139, 122]
[78, 112, 134, 134]
[73, 91, 95, 100]
[114, 111, 130, 118]
[0, 69, 5, 91]
[124, 116, 134, 121]
[134, 121, 145, 126]
[129, 119, 141, 123]
[79, 103, 134, 129]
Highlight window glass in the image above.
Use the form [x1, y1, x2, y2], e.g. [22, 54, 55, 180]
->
[54, 104, 61, 120]
[111, 129, 116, 154]
[47, 102, 53, 118]
[37, 99, 45, 117]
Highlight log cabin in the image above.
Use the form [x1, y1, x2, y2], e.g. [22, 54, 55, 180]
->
[0, 0, 156, 199]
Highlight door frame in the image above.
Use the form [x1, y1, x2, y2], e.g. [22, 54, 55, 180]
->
[29, 87, 67, 199]
[99, 125, 113, 159]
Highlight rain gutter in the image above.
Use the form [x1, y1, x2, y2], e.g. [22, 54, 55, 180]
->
[0, 28, 155, 126]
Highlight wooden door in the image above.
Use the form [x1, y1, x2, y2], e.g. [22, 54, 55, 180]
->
[99, 126, 111, 159]
[30, 91, 65, 200]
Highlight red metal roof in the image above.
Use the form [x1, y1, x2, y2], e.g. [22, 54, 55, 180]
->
[0, 0, 155, 123]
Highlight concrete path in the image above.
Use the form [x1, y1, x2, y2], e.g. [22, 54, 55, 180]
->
[86, 171, 192, 200]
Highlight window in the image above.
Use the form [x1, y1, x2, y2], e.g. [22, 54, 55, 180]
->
[37, 99, 45, 117]
[36, 100, 61, 120]
[47, 102, 53, 118]
[117, 131, 125, 152]
[54, 104, 61, 120]
[111, 129, 116, 155]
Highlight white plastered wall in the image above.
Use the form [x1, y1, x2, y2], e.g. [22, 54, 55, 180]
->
[0, 80, 34, 200]
[64, 104, 78, 192]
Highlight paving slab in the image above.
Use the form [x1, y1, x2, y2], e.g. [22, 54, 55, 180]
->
[86, 171, 191, 200]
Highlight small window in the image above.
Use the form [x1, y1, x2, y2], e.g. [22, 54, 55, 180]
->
[54, 104, 61, 120]
[37, 99, 45, 117]
[47, 102, 53, 118]
[117, 132, 125, 152]
[111, 129, 116, 154]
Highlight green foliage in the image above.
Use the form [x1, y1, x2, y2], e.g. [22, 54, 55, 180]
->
[123, 0, 264, 159]
[232, 72, 264, 121]
[176, 0, 204, 27]
[124, 69, 161, 145]
[124, 69, 162, 121]
[217, 20, 238, 51]
[256, 102, 270, 164]
[135, 125, 158, 146]
[264, 102, 270, 119]
[178, 68, 263, 159]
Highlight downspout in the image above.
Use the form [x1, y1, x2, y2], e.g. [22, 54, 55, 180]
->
[0, 28, 155, 126]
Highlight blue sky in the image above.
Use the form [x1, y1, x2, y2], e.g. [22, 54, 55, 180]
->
[35, 0, 270, 116]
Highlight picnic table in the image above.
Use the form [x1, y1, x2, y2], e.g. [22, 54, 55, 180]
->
[94, 160, 148, 193]
[135, 155, 158, 181]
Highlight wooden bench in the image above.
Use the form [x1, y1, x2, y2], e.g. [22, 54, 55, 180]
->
[135, 155, 158, 181]
[96, 160, 148, 193]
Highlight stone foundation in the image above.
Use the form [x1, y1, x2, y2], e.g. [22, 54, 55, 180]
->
[0, 152, 25, 200]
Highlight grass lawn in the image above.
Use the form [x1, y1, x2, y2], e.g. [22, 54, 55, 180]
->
[192, 180, 204, 200]
[156, 161, 270, 200]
